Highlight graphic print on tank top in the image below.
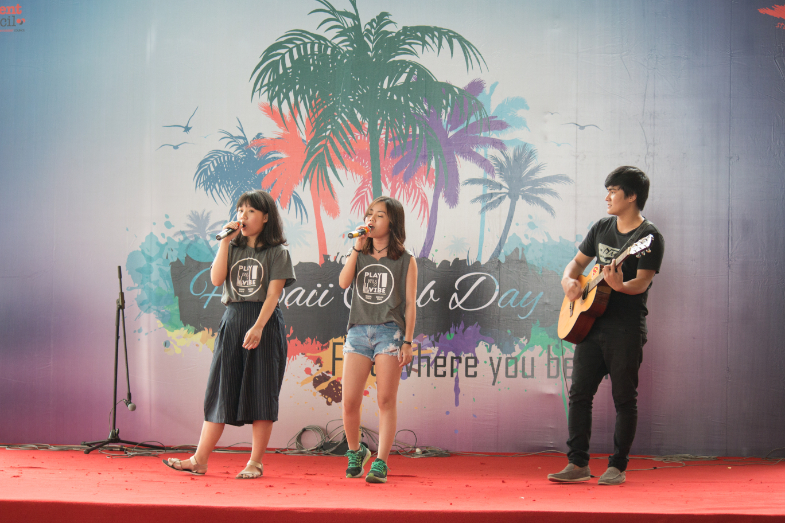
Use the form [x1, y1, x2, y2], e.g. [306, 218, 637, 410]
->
[230, 257, 264, 298]
[355, 264, 394, 304]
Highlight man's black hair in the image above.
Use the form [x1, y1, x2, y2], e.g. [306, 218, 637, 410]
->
[604, 166, 649, 210]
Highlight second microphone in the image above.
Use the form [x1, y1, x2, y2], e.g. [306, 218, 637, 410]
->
[347, 225, 373, 239]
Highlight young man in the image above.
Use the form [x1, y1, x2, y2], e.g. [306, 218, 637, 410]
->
[548, 166, 664, 485]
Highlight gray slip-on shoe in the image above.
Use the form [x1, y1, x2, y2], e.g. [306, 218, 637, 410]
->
[547, 463, 591, 482]
[598, 466, 626, 485]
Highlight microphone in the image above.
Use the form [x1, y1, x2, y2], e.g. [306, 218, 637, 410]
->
[347, 225, 372, 239]
[123, 399, 136, 411]
[216, 224, 240, 241]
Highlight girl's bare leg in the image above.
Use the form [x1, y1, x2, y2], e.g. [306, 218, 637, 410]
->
[341, 352, 373, 450]
[373, 354, 402, 462]
[193, 420, 225, 465]
[250, 420, 273, 464]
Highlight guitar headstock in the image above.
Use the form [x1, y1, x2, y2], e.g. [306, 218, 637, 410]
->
[631, 234, 653, 258]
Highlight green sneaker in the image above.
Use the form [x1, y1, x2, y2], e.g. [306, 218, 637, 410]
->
[345, 444, 371, 478]
[365, 458, 388, 483]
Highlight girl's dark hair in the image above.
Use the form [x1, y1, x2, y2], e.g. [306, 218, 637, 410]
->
[231, 190, 287, 250]
[362, 196, 407, 260]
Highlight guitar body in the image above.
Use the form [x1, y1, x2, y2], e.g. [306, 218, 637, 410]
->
[557, 265, 612, 344]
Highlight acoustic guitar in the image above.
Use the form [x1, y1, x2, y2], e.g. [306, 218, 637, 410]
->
[557, 234, 653, 344]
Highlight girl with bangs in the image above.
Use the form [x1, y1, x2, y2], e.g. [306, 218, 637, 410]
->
[338, 196, 418, 483]
[163, 190, 295, 479]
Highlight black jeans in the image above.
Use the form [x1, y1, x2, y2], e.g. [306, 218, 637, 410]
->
[566, 318, 646, 472]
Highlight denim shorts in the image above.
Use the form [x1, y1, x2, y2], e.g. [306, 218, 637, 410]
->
[343, 322, 403, 361]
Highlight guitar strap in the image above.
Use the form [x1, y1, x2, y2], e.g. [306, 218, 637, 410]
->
[616, 218, 651, 257]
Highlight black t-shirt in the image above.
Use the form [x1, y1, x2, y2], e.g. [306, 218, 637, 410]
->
[578, 217, 664, 331]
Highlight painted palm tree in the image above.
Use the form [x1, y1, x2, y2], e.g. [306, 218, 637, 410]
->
[394, 78, 508, 258]
[475, 81, 530, 261]
[251, 104, 340, 264]
[184, 210, 224, 240]
[282, 217, 312, 249]
[250, 0, 487, 200]
[347, 133, 431, 226]
[463, 144, 572, 262]
[193, 119, 308, 220]
[447, 235, 470, 258]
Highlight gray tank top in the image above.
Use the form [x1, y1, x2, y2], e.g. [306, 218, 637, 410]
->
[347, 250, 412, 333]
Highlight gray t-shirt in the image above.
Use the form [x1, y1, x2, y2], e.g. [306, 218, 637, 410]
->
[347, 250, 413, 333]
[220, 243, 296, 305]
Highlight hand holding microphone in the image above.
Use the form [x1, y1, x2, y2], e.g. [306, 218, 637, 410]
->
[347, 225, 372, 238]
[216, 221, 242, 241]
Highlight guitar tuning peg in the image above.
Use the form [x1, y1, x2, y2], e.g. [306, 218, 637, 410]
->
[646, 249, 651, 253]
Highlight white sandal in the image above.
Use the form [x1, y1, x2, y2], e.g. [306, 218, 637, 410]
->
[163, 456, 207, 476]
[235, 460, 263, 479]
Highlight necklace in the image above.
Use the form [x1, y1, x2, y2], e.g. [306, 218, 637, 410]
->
[373, 245, 388, 254]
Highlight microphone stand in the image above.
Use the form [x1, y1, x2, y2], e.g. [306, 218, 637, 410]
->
[83, 266, 164, 454]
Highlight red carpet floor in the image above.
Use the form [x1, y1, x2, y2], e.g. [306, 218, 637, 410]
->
[1, 449, 783, 522]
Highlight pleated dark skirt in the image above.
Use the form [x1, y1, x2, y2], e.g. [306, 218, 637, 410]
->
[204, 302, 287, 426]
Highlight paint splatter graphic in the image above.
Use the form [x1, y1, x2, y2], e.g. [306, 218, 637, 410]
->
[126, 215, 581, 420]
[759, 5, 785, 20]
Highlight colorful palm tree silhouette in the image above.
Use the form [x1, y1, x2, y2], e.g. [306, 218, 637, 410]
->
[462, 144, 571, 262]
[184, 210, 224, 240]
[347, 133, 431, 226]
[250, 0, 487, 201]
[394, 79, 508, 258]
[194, 119, 308, 220]
[251, 104, 340, 264]
[282, 217, 312, 249]
[475, 81, 530, 261]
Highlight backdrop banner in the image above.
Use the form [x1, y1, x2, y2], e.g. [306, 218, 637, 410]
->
[1, 0, 783, 456]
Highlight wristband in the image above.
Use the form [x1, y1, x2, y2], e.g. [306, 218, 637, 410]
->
[402, 340, 412, 345]
[352, 247, 362, 253]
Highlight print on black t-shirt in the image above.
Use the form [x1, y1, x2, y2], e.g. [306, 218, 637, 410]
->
[598, 244, 620, 265]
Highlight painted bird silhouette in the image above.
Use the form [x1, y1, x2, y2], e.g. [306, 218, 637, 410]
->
[550, 141, 572, 147]
[157, 142, 193, 151]
[164, 107, 198, 134]
[564, 122, 602, 131]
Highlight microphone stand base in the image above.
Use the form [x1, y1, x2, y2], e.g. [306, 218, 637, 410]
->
[82, 428, 165, 454]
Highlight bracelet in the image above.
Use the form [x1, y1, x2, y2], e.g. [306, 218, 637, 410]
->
[402, 340, 412, 345]
[352, 247, 362, 253]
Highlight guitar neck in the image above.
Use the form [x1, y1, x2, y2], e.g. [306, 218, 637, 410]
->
[586, 248, 632, 292]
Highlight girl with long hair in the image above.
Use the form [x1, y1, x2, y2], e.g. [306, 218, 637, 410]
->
[338, 196, 417, 483]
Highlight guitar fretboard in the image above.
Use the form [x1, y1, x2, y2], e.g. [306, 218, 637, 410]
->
[585, 248, 633, 293]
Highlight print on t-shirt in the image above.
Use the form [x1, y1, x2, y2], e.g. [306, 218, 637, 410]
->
[356, 264, 394, 304]
[230, 257, 264, 298]
[598, 243, 620, 265]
